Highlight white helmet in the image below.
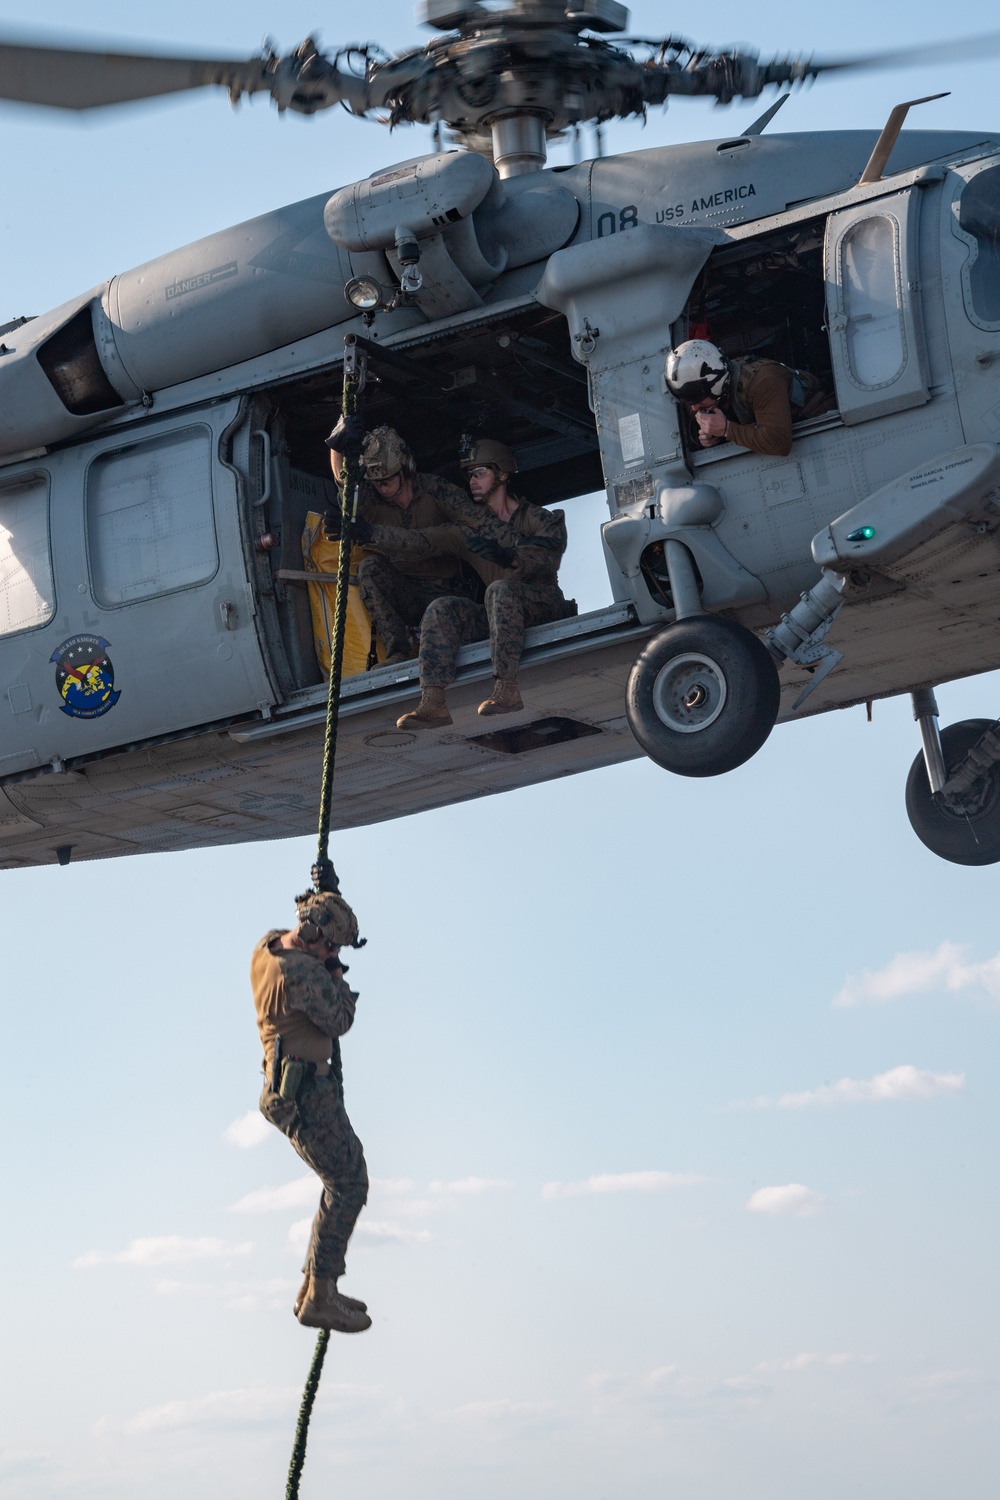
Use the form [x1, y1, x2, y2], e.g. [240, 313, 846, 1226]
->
[664, 339, 730, 403]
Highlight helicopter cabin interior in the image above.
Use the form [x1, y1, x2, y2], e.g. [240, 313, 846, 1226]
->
[254, 220, 840, 695]
[255, 304, 604, 693]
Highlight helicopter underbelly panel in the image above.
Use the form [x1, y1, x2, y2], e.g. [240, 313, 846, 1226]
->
[4, 562, 1000, 868]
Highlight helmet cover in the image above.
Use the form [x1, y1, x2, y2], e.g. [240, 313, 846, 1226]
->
[362, 426, 415, 481]
[295, 891, 360, 947]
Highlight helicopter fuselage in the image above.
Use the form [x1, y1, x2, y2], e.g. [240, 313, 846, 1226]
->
[3, 124, 1000, 868]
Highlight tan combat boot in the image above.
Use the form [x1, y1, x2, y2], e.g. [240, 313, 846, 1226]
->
[478, 679, 523, 716]
[294, 1275, 367, 1317]
[396, 686, 452, 729]
[296, 1276, 372, 1333]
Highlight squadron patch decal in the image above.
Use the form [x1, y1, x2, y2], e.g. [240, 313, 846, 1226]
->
[50, 634, 121, 720]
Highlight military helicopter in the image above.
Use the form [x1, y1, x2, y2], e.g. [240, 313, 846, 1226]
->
[3, 1, 1000, 871]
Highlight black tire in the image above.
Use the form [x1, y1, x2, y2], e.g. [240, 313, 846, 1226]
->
[905, 717, 1000, 866]
[626, 614, 781, 778]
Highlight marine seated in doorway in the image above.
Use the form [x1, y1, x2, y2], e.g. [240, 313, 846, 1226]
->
[326, 418, 479, 665]
[664, 338, 829, 459]
[330, 438, 575, 726]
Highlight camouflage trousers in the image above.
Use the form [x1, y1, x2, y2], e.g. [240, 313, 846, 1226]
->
[356, 555, 473, 658]
[259, 1075, 368, 1279]
[419, 580, 568, 687]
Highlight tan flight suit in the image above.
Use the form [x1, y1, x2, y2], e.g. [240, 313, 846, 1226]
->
[252, 931, 368, 1281]
[368, 498, 573, 687]
[720, 359, 827, 457]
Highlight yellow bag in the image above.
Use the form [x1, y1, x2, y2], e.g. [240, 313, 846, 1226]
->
[301, 512, 384, 679]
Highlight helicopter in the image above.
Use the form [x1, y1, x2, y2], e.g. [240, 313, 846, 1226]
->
[3, 1, 1000, 872]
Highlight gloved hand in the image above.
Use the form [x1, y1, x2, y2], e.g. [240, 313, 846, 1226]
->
[322, 507, 375, 545]
[311, 857, 339, 893]
[465, 532, 516, 567]
[324, 410, 366, 456]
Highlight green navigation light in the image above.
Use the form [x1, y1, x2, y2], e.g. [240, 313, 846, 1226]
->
[847, 525, 876, 542]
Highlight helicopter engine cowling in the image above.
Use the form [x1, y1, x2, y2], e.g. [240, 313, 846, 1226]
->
[0, 191, 358, 458]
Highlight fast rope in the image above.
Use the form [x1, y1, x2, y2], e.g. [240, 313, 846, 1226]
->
[285, 332, 367, 1500]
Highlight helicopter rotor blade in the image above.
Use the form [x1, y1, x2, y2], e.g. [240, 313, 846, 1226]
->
[0, 35, 378, 115]
[808, 29, 1000, 78]
[0, 39, 275, 111]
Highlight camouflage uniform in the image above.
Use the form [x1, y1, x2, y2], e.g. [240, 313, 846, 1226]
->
[350, 473, 479, 655]
[368, 497, 572, 687]
[252, 931, 368, 1281]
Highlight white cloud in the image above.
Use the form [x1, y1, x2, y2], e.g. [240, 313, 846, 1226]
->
[541, 1171, 707, 1200]
[0, 1448, 53, 1481]
[154, 1277, 296, 1312]
[369, 1178, 417, 1195]
[73, 1236, 253, 1269]
[746, 1184, 824, 1217]
[357, 1220, 433, 1246]
[229, 1174, 319, 1213]
[909, 1367, 984, 1392]
[222, 1110, 271, 1148]
[286, 1215, 432, 1252]
[94, 1386, 300, 1435]
[835, 941, 1000, 1008]
[757, 1353, 875, 1371]
[742, 1065, 966, 1109]
[429, 1177, 513, 1195]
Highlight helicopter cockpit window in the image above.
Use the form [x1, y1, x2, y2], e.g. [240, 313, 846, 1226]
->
[0, 474, 55, 638]
[840, 216, 905, 388]
[957, 165, 1000, 328]
[86, 426, 219, 608]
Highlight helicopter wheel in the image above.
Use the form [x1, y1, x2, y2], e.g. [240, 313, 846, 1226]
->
[626, 615, 781, 778]
[905, 718, 1000, 865]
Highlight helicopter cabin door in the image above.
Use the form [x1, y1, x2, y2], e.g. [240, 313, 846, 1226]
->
[824, 190, 931, 424]
[0, 400, 275, 781]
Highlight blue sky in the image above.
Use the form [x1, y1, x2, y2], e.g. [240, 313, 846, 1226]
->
[1, 3, 998, 1497]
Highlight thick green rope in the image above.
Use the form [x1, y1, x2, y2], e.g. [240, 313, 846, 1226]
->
[315, 336, 364, 874]
[284, 336, 366, 1499]
[285, 1329, 330, 1500]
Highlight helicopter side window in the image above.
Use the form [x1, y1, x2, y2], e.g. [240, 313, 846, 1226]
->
[957, 165, 1000, 327]
[0, 473, 55, 638]
[840, 216, 906, 388]
[86, 426, 219, 608]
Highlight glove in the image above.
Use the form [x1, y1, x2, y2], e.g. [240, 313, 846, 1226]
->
[322, 506, 375, 545]
[324, 410, 365, 457]
[311, 857, 339, 893]
[465, 532, 516, 567]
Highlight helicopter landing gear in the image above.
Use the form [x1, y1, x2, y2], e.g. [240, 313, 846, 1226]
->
[905, 699, 1000, 865]
[626, 614, 781, 777]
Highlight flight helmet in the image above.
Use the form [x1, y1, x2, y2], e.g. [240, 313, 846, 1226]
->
[664, 340, 731, 403]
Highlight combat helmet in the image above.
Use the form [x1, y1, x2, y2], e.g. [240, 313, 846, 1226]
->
[663, 339, 731, 403]
[361, 425, 415, 481]
[461, 437, 518, 476]
[295, 890, 361, 948]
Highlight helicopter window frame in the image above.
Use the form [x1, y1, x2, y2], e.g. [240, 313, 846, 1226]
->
[825, 189, 931, 426]
[838, 214, 908, 391]
[84, 423, 221, 610]
[952, 161, 1000, 331]
[0, 470, 56, 639]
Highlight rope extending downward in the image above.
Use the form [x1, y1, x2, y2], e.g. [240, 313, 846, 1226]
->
[285, 1330, 330, 1500]
[285, 334, 367, 1500]
[315, 334, 365, 875]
